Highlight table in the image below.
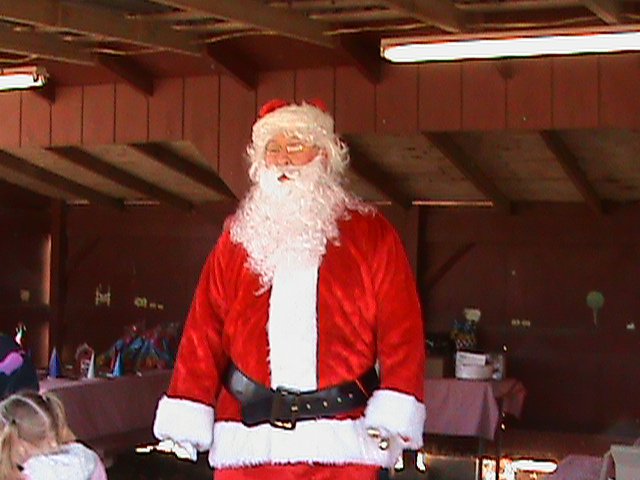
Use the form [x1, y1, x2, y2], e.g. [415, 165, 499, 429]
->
[424, 378, 526, 480]
[424, 378, 526, 441]
[40, 369, 171, 455]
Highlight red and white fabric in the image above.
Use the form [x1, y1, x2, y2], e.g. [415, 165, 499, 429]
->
[153, 209, 426, 477]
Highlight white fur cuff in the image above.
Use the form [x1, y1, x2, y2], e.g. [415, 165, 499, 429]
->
[364, 390, 426, 449]
[153, 395, 214, 451]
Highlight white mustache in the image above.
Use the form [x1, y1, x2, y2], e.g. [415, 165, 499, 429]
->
[267, 154, 326, 180]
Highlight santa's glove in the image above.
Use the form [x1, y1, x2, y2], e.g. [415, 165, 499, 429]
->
[367, 426, 414, 451]
[363, 390, 426, 451]
[152, 396, 214, 462]
[155, 439, 198, 462]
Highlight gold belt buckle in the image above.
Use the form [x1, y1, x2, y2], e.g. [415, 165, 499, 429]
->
[270, 386, 300, 430]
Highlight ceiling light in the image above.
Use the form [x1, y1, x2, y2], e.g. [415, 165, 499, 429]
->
[0, 66, 48, 91]
[381, 28, 640, 63]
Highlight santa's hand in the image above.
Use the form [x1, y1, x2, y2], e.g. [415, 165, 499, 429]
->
[155, 439, 198, 461]
[367, 427, 391, 451]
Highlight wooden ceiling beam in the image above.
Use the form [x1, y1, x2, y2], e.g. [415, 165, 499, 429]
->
[348, 144, 413, 209]
[423, 132, 511, 213]
[582, 0, 621, 24]
[539, 130, 604, 215]
[130, 142, 237, 200]
[0, 24, 94, 65]
[0, 150, 124, 210]
[338, 37, 381, 84]
[205, 44, 259, 90]
[153, 0, 337, 48]
[95, 54, 154, 97]
[379, 0, 464, 33]
[0, 0, 201, 56]
[49, 146, 195, 212]
[156, 1, 380, 81]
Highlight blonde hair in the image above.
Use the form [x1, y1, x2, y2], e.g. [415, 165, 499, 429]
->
[0, 391, 75, 479]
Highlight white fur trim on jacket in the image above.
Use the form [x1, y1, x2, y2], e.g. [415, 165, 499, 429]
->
[364, 389, 426, 450]
[268, 264, 319, 390]
[209, 418, 403, 469]
[153, 395, 214, 451]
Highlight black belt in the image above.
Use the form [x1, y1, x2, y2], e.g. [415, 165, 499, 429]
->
[225, 362, 379, 430]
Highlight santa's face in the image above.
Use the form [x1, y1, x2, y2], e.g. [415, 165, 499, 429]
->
[231, 133, 351, 287]
[264, 133, 323, 170]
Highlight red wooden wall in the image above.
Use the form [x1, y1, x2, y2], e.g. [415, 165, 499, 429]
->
[1, 53, 640, 199]
[1, 53, 640, 432]
[422, 204, 640, 433]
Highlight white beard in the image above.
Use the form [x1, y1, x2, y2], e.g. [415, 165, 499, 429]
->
[230, 156, 362, 289]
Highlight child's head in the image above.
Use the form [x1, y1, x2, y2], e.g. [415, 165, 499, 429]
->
[0, 391, 75, 479]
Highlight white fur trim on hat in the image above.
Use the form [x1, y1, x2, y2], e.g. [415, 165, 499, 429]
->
[251, 103, 334, 152]
[364, 389, 426, 449]
[153, 395, 214, 451]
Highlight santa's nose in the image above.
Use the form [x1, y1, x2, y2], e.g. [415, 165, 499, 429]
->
[270, 152, 293, 166]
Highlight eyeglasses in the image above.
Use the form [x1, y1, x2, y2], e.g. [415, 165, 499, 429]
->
[264, 141, 311, 158]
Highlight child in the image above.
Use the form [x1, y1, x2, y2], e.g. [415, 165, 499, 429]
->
[0, 391, 107, 480]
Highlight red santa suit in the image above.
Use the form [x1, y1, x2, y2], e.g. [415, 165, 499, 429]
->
[153, 100, 426, 479]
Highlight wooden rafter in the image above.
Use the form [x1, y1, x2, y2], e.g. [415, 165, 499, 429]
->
[582, 0, 621, 24]
[0, 0, 201, 56]
[379, 0, 464, 33]
[424, 132, 511, 213]
[49, 146, 194, 212]
[423, 242, 476, 293]
[130, 142, 237, 200]
[206, 44, 258, 90]
[152, 0, 336, 48]
[338, 36, 381, 84]
[0, 23, 94, 65]
[95, 54, 154, 97]
[539, 130, 604, 215]
[0, 150, 124, 210]
[154, 0, 380, 83]
[348, 144, 412, 209]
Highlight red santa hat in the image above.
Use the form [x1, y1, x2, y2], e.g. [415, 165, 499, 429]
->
[248, 99, 349, 176]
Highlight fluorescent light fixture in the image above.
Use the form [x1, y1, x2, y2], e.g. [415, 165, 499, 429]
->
[0, 66, 48, 91]
[381, 28, 640, 63]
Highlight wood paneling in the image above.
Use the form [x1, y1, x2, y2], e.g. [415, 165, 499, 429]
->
[418, 62, 462, 132]
[256, 71, 295, 110]
[599, 53, 640, 128]
[184, 75, 219, 169]
[506, 59, 552, 130]
[82, 84, 115, 145]
[21, 91, 51, 147]
[115, 83, 148, 143]
[295, 67, 335, 116]
[0, 92, 21, 147]
[552, 56, 599, 129]
[149, 78, 184, 141]
[462, 61, 506, 130]
[335, 66, 375, 134]
[219, 76, 255, 198]
[51, 86, 82, 146]
[376, 65, 418, 134]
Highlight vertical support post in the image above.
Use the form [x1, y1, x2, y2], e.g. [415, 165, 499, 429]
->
[49, 199, 67, 356]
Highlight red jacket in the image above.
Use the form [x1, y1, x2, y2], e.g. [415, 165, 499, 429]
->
[154, 209, 426, 469]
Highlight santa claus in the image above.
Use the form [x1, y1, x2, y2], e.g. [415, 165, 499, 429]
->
[153, 99, 426, 480]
